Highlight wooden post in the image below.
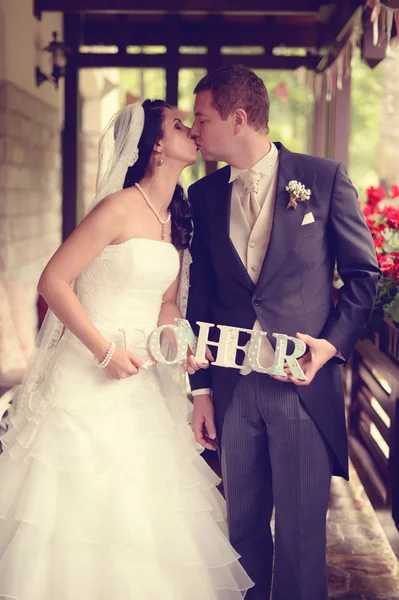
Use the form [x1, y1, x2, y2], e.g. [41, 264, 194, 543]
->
[312, 75, 328, 158]
[205, 16, 222, 176]
[62, 14, 80, 240]
[313, 69, 351, 165]
[361, 8, 388, 69]
[329, 70, 351, 166]
[165, 15, 180, 106]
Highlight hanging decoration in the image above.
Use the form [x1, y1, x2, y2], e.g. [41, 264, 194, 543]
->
[314, 13, 363, 103]
[272, 81, 290, 103]
[366, 1, 399, 54]
[313, 2, 398, 102]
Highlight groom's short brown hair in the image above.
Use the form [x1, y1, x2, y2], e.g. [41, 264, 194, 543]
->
[194, 65, 270, 133]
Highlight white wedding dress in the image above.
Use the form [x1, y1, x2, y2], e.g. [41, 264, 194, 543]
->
[0, 238, 252, 600]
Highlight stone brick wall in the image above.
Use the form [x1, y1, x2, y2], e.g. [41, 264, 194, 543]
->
[0, 80, 62, 383]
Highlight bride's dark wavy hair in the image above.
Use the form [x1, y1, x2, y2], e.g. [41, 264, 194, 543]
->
[122, 99, 192, 250]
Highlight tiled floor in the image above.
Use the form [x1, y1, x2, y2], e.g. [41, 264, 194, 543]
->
[329, 597, 399, 599]
[327, 463, 399, 599]
[204, 452, 399, 600]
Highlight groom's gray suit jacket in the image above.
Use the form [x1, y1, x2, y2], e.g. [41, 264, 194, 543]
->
[187, 142, 380, 479]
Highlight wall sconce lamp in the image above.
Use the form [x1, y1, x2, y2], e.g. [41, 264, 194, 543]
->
[36, 31, 71, 89]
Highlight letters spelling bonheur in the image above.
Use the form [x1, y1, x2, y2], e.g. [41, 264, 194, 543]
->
[146, 319, 307, 381]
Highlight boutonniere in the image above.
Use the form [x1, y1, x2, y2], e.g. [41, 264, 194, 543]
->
[285, 180, 311, 210]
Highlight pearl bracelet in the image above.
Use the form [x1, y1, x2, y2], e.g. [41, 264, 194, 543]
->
[94, 342, 116, 369]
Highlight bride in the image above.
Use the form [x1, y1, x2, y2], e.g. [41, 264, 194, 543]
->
[0, 100, 253, 600]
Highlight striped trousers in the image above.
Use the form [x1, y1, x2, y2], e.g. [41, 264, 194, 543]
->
[221, 373, 333, 600]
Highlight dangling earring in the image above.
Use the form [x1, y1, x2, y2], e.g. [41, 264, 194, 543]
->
[158, 153, 164, 167]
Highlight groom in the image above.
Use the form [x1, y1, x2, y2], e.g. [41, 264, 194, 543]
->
[187, 65, 380, 600]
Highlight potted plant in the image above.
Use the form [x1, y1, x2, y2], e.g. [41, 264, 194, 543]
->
[334, 184, 399, 361]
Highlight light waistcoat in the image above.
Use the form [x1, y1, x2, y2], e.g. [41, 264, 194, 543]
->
[229, 142, 279, 375]
[191, 143, 279, 395]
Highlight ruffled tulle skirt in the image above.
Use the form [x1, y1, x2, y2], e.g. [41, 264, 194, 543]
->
[0, 334, 253, 599]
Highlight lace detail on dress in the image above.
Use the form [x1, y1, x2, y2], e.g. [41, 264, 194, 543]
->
[177, 248, 192, 319]
[15, 239, 179, 419]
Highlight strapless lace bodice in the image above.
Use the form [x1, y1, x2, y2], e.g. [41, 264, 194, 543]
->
[74, 238, 180, 336]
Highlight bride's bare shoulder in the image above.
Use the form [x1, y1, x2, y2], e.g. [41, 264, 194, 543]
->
[92, 187, 141, 219]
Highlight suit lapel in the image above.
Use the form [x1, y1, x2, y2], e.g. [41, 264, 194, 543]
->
[255, 143, 316, 295]
[208, 168, 254, 290]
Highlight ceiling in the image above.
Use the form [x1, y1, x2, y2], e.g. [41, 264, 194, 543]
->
[34, 0, 369, 72]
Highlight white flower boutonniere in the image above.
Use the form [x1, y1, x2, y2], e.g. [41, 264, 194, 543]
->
[285, 180, 311, 210]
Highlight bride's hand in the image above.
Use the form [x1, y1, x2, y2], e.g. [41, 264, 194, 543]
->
[103, 346, 147, 380]
[184, 347, 214, 375]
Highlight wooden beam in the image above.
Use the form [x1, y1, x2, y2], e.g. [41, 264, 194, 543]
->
[330, 67, 351, 165]
[316, 1, 362, 70]
[361, 7, 388, 69]
[312, 75, 328, 158]
[33, 0, 42, 19]
[82, 20, 318, 49]
[349, 435, 388, 507]
[391, 397, 399, 528]
[165, 15, 180, 105]
[205, 15, 222, 176]
[77, 51, 318, 70]
[78, 53, 169, 68]
[35, 0, 322, 15]
[219, 52, 318, 73]
[318, 1, 362, 49]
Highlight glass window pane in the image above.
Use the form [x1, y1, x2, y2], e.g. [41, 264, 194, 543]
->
[79, 68, 166, 219]
[179, 46, 208, 55]
[272, 47, 307, 57]
[256, 68, 313, 154]
[178, 68, 207, 188]
[127, 46, 167, 54]
[221, 46, 264, 55]
[119, 68, 166, 104]
[349, 47, 385, 192]
[80, 45, 118, 54]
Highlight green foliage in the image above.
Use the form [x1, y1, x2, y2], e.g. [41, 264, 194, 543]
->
[178, 68, 207, 188]
[384, 294, 399, 322]
[256, 69, 313, 154]
[115, 51, 386, 191]
[118, 68, 167, 105]
[116, 63, 313, 187]
[349, 48, 384, 192]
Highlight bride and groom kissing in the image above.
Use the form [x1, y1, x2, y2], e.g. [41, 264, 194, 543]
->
[0, 65, 380, 600]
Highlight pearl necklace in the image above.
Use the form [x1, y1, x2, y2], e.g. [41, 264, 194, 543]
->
[135, 182, 171, 241]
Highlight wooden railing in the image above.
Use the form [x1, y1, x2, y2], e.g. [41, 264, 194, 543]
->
[345, 320, 399, 529]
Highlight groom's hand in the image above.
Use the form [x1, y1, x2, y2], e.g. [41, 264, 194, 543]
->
[191, 394, 218, 451]
[272, 332, 338, 386]
[184, 346, 214, 375]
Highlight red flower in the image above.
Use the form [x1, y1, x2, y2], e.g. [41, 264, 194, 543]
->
[378, 255, 394, 277]
[362, 204, 376, 217]
[383, 206, 399, 229]
[366, 217, 386, 238]
[366, 185, 386, 206]
[378, 252, 399, 281]
[391, 184, 399, 199]
[374, 235, 384, 249]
